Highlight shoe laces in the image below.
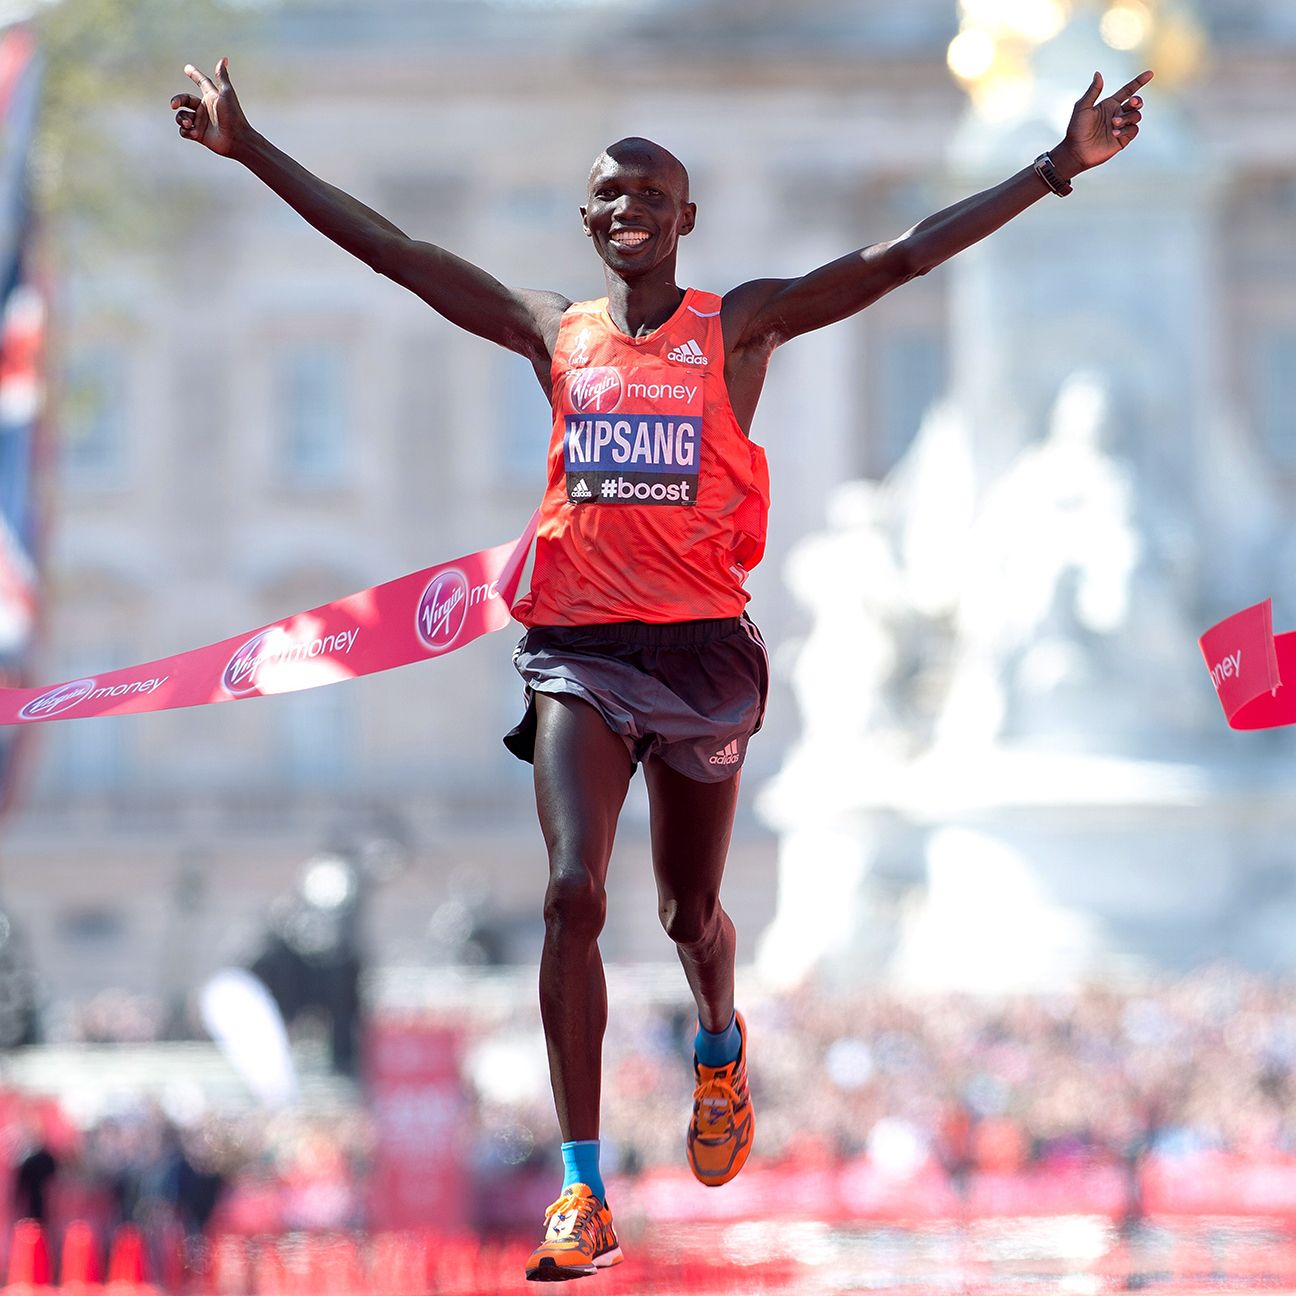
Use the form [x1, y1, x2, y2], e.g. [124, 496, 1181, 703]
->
[544, 1187, 597, 1239]
[692, 1071, 741, 1135]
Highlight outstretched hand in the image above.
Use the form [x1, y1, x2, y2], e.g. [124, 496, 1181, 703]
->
[1057, 69, 1153, 174]
[171, 57, 247, 157]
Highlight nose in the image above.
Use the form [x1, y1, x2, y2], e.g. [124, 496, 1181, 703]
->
[612, 194, 646, 223]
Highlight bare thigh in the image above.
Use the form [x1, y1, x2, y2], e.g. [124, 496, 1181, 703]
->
[644, 756, 741, 942]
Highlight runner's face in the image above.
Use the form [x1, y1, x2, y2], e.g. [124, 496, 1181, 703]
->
[582, 152, 695, 275]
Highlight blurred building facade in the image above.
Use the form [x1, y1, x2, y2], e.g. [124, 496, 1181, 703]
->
[1, 0, 1295, 1012]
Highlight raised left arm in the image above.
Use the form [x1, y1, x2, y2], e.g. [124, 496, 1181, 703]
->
[723, 70, 1153, 357]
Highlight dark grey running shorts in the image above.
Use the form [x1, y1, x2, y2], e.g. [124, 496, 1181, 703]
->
[503, 616, 769, 783]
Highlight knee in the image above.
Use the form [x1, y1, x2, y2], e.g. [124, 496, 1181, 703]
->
[544, 865, 608, 939]
[659, 893, 721, 949]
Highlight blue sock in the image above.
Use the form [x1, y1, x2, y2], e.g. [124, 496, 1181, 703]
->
[560, 1139, 605, 1203]
[694, 1012, 741, 1068]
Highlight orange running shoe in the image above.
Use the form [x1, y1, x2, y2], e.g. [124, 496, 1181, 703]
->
[524, 1182, 623, 1282]
[687, 1010, 755, 1186]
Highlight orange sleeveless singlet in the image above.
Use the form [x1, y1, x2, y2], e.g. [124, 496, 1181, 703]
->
[513, 288, 770, 627]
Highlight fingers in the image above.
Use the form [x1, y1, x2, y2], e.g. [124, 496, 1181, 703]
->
[1077, 71, 1103, 109]
[174, 60, 237, 147]
[184, 62, 217, 95]
[1109, 69, 1154, 103]
[176, 102, 209, 141]
[1111, 85, 1146, 140]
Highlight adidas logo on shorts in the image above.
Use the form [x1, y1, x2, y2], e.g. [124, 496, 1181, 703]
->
[570, 478, 592, 500]
[666, 338, 708, 366]
[709, 739, 741, 766]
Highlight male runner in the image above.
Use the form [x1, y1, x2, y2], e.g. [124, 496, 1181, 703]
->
[172, 58, 1151, 1281]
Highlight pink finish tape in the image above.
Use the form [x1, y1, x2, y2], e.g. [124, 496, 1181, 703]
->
[1199, 598, 1295, 729]
[4, 513, 538, 725]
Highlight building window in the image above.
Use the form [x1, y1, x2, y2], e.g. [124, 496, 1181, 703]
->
[499, 183, 566, 227]
[55, 904, 126, 945]
[275, 343, 349, 486]
[38, 649, 130, 796]
[279, 683, 356, 793]
[498, 351, 547, 483]
[1254, 328, 1296, 469]
[874, 328, 947, 477]
[63, 345, 128, 484]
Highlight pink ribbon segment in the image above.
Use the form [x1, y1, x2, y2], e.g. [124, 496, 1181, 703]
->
[1198, 598, 1294, 729]
[4, 512, 539, 725]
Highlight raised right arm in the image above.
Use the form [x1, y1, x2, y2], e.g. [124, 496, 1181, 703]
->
[171, 59, 568, 370]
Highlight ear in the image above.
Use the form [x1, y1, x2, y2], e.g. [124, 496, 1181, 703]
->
[580, 205, 591, 235]
[679, 201, 697, 237]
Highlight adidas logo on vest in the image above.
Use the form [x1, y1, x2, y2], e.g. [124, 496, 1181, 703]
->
[709, 739, 741, 766]
[666, 338, 708, 366]
[570, 478, 592, 500]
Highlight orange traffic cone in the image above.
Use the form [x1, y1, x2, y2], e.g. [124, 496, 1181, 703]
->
[103, 1225, 156, 1296]
[58, 1220, 101, 1292]
[8, 1219, 53, 1290]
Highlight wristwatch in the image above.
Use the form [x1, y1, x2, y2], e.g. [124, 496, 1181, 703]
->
[1033, 152, 1073, 197]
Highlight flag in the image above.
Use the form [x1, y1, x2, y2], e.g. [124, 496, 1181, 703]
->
[0, 274, 43, 661]
[0, 25, 44, 807]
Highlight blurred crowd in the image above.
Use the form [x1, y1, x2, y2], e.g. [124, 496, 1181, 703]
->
[4, 965, 1296, 1247]
[471, 966, 1296, 1191]
[0, 1095, 373, 1248]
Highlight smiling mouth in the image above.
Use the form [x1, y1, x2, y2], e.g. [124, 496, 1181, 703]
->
[610, 230, 651, 249]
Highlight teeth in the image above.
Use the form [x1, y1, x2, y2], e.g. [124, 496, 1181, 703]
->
[612, 231, 649, 245]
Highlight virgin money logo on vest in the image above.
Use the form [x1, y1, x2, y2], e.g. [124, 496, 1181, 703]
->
[19, 678, 97, 720]
[417, 570, 470, 653]
[568, 368, 624, 415]
[563, 364, 703, 506]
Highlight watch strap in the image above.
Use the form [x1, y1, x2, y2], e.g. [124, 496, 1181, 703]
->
[1033, 152, 1073, 197]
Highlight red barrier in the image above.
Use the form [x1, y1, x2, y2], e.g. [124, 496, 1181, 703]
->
[617, 1159, 1132, 1224]
[202, 1233, 251, 1296]
[306, 1237, 364, 1296]
[1227, 1239, 1296, 1283]
[1141, 1152, 1296, 1218]
[250, 1241, 286, 1296]
[369, 1233, 422, 1296]
[963, 1165, 1129, 1218]
[1170, 1236, 1216, 1283]
[1093, 1240, 1132, 1283]
[153, 1225, 184, 1296]
[621, 1154, 1296, 1225]
[11, 1173, 1296, 1296]
[365, 1022, 468, 1233]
